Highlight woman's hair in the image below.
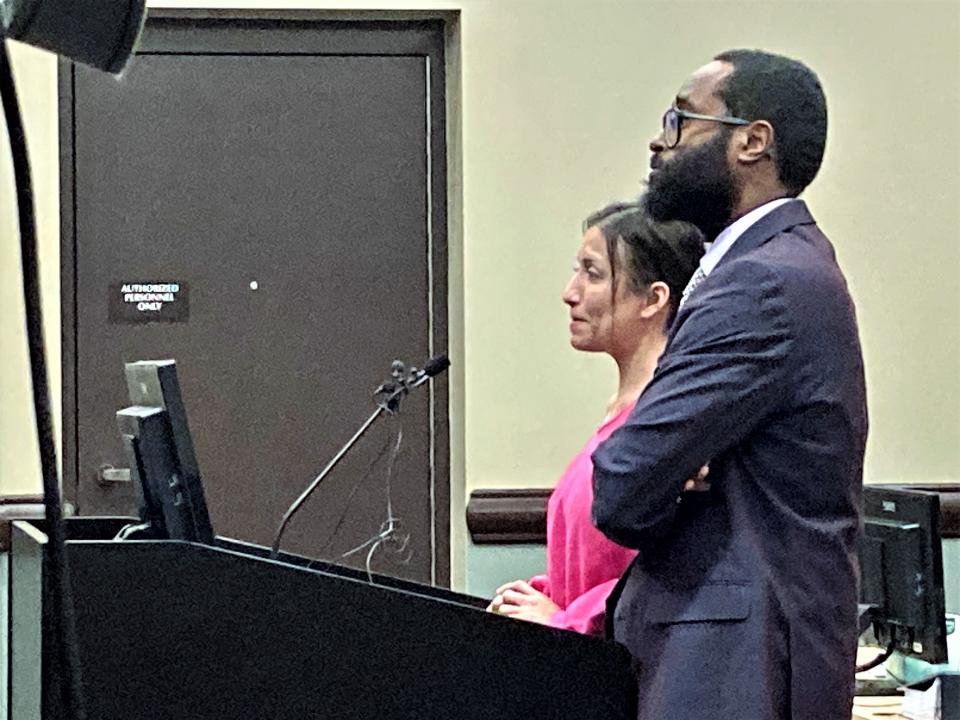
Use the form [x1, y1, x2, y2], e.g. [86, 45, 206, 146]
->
[584, 198, 705, 323]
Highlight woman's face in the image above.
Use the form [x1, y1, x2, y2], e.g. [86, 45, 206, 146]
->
[562, 226, 651, 355]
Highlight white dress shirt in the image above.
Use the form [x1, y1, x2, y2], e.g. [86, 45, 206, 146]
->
[697, 197, 795, 280]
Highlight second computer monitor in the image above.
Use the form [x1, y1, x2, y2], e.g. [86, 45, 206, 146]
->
[859, 485, 948, 666]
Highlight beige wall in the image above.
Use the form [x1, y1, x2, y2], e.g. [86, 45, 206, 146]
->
[1, 0, 958, 588]
[458, 0, 960, 493]
[0, 44, 60, 497]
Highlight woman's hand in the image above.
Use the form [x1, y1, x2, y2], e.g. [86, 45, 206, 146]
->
[487, 580, 560, 625]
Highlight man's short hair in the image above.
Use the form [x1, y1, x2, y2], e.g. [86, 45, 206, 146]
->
[713, 49, 827, 196]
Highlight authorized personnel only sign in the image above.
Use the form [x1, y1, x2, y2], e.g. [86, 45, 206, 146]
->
[109, 282, 189, 324]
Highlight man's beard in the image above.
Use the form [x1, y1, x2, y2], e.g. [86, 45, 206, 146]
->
[645, 130, 738, 241]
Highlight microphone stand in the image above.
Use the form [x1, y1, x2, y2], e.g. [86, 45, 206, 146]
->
[270, 404, 387, 560]
[269, 358, 441, 560]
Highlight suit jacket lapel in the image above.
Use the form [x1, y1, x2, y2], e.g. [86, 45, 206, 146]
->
[713, 198, 817, 271]
[665, 200, 817, 343]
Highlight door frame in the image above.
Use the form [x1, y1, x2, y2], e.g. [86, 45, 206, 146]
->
[59, 11, 451, 585]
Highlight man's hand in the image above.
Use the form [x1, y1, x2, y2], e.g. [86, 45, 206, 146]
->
[486, 580, 560, 625]
[683, 464, 711, 492]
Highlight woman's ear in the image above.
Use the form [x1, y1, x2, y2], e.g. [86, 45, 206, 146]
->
[641, 281, 671, 319]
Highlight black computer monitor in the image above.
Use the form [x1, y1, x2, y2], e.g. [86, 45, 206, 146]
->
[116, 360, 214, 544]
[859, 486, 948, 666]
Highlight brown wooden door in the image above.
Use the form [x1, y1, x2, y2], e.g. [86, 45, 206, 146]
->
[60, 15, 449, 585]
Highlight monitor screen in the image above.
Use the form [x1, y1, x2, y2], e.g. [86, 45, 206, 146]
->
[116, 360, 214, 544]
[860, 486, 948, 666]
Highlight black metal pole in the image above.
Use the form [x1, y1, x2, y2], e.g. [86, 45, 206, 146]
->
[0, 39, 85, 720]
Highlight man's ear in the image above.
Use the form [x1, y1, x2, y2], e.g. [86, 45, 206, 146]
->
[641, 281, 671, 319]
[737, 120, 775, 165]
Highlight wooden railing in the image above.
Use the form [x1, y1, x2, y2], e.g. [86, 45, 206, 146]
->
[466, 484, 960, 545]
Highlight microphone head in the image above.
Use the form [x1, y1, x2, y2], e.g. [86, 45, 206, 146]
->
[4, 0, 148, 75]
[423, 354, 450, 378]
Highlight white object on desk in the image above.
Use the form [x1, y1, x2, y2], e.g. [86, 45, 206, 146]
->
[901, 677, 945, 720]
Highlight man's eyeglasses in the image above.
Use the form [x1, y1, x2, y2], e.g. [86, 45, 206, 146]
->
[662, 107, 750, 148]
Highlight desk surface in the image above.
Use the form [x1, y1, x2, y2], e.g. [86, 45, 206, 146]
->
[852, 696, 904, 719]
[854, 647, 906, 719]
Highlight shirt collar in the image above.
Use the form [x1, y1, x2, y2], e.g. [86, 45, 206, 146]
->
[700, 197, 794, 276]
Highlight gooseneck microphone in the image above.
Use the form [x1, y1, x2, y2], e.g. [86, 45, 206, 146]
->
[374, 354, 451, 411]
[270, 354, 449, 560]
[417, 354, 451, 382]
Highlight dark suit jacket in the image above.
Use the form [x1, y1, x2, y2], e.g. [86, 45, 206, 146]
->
[591, 200, 868, 720]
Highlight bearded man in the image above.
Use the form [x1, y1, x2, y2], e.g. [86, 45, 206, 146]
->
[591, 50, 869, 720]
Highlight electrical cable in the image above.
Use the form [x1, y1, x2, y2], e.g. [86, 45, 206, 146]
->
[855, 638, 897, 675]
[340, 422, 410, 583]
[304, 431, 395, 569]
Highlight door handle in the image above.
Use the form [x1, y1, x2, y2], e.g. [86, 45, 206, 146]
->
[97, 464, 131, 486]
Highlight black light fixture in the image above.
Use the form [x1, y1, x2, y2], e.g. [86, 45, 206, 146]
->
[1, 0, 147, 72]
[1, 2, 147, 717]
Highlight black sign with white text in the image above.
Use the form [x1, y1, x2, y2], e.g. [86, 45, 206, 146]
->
[109, 282, 189, 324]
